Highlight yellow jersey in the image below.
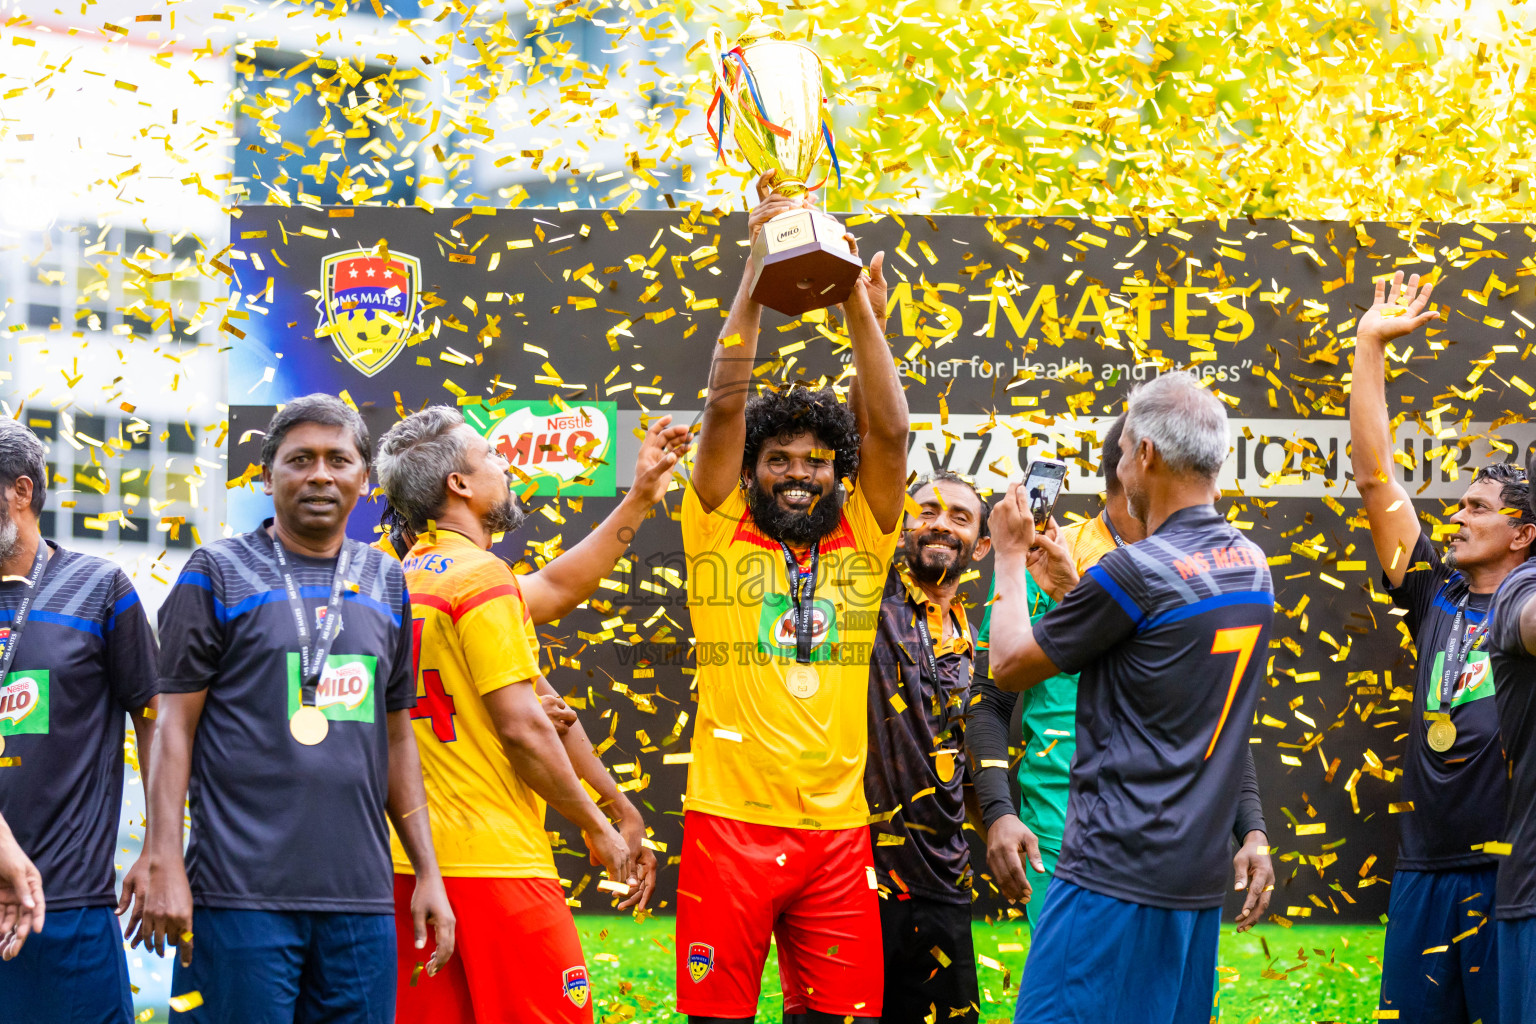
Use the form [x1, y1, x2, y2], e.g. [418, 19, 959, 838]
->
[1061, 512, 1121, 574]
[681, 482, 900, 830]
[388, 529, 554, 879]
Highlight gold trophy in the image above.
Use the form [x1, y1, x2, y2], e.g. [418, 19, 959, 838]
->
[708, 9, 861, 317]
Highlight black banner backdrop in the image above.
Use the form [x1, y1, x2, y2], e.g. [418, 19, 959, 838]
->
[228, 205, 1536, 925]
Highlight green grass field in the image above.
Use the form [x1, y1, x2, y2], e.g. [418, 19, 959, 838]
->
[135, 918, 1385, 1022]
[576, 918, 1386, 1024]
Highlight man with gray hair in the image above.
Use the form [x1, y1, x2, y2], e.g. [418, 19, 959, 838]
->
[375, 406, 688, 1024]
[0, 415, 159, 1023]
[987, 371, 1274, 1024]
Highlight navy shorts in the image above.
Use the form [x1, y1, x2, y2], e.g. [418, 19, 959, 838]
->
[1499, 915, 1536, 1024]
[1014, 878, 1219, 1024]
[170, 907, 395, 1024]
[1379, 867, 1500, 1024]
[0, 905, 132, 1023]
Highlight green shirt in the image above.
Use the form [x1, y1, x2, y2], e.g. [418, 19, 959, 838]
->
[977, 572, 1079, 846]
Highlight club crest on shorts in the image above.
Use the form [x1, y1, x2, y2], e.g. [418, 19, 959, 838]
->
[562, 965, 590, 1007]
[687, 942, 715, 983]
[316, 249, 422, 377]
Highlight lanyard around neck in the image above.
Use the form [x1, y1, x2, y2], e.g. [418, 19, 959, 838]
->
[0, 542, 48, 683]
[271, 534, 356, 706]
[778, 541, 819, 665]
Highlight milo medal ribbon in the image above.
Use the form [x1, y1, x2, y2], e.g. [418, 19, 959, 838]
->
[0, 542, 50, 760]
[1429, 594, 1485, 755]
[272, 534, 357, 746]
[778, 541, 820, 699]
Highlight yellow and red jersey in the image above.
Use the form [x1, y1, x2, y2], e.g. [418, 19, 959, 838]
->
[681, 482, 900, 830]
[387, 528, 554, 879]
[1061, 512, 1119, 574]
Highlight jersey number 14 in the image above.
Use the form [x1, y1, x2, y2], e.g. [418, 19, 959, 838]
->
[410, 619, 459, 743]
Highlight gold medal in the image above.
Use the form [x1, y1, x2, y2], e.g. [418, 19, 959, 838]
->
[1428, 718, 1457, 753]
[290, 705, 329, 746]
[935, 750, 955, 783]
[786, 663, 819, 699]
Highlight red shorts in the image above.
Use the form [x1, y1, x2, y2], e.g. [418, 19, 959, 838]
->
[394, 874, 592, 1024]
[674, 811, 883, 1018]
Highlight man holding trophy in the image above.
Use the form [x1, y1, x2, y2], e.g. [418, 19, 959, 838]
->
[675, 17, 909, 1022]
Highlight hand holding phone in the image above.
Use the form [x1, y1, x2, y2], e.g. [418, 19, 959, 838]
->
[1020, 458, 1068, 529]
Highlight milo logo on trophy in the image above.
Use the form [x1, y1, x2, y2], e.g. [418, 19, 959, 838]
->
[706, 7, 861, 316]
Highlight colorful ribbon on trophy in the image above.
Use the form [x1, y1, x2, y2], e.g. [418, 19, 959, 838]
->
[706, 45, 793, 159]
[820, 117, 842, 188]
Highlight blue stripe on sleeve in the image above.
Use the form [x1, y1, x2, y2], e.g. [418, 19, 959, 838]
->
[1141, 590, 1276, 631]
[105, 589, 141, 632]
[1086, 564, 1144, 626]
[173, 571, 230, 624]
[342, 590, 401, 628]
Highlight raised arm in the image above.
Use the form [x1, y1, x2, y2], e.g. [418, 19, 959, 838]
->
[691, 174, 809, 513]
[519, 416, 689, 624]
[842, 243, 908, 532]
[987, 486, 1071, 691]
[1349, 272, 1438, 586]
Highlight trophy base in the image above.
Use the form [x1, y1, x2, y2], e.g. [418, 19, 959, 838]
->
[748, 210, 863, 317]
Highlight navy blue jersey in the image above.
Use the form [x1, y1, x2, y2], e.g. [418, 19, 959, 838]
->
[1488, 559, 1536, 919]
[1034, 504, 1274, 910]
[157, 523, 415, 913]
[865, 565, 976, 903]
[1386, 533, 1506, 871]
[0, 544, 157, 910]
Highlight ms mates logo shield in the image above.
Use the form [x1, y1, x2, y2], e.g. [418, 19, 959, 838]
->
[316, 249, 423, 377]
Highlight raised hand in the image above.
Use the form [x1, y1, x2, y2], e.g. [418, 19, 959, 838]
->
[1026, 516, 1080, 602]
[1357, 271, 1439, 348]
[839, 230, 887, 328]
[747, 171, 808, 245]
[988, 482, 1039, 559]
[629, 415, 690, 506]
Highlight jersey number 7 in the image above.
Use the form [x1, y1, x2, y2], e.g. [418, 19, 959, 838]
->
[410, 618, 459, 743]
[1205, 625, 1262, 760]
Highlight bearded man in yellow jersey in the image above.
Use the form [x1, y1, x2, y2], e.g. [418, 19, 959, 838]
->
[676, 173, 910, 1024]
[375, 406, 688, 1024]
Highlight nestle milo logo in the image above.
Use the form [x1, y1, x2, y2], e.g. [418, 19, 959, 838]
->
[0, 671, 49, 736]
[315, 659, 372, 712]
[464, 400, 618, 496]
[288, 654, 377, 724]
